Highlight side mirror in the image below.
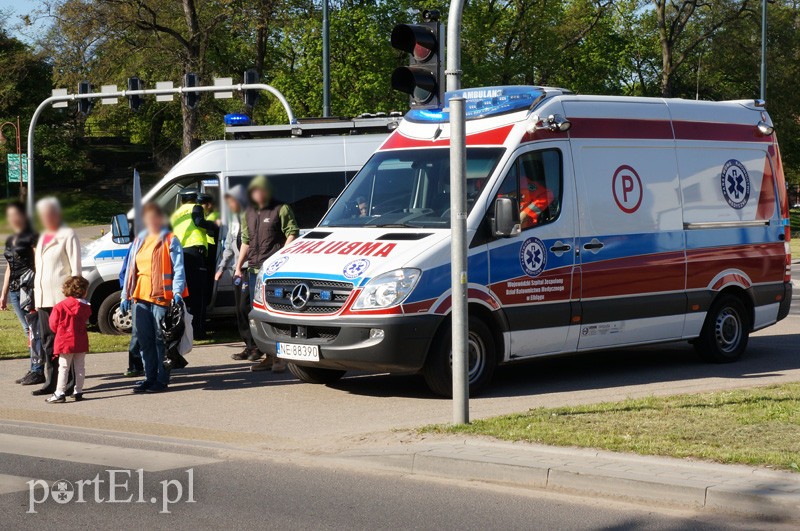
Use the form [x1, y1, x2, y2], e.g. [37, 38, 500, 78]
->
[491, 197, 521, 238]
[111, 213, 132, 245]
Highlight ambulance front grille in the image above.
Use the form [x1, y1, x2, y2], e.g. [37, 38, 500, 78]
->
[264, 278, 353, 314]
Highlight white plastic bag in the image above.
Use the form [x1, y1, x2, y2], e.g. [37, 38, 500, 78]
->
[178, 302, 194, 356]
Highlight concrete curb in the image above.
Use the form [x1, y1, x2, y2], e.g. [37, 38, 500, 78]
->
[333, 440, 800, 521]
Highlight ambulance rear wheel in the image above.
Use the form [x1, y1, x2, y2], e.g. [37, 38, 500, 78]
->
[423, 316, 497, 397]
[288, 364, 346, 385]
[695, 294, 750, 363]
[97, 290, 131, 335]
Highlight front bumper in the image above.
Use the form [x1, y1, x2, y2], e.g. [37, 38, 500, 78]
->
[249, 308, 442, 373]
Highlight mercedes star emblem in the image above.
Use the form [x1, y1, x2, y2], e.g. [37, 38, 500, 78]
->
[290, 283, 311, 310]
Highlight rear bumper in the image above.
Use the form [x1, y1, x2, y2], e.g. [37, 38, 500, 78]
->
[777, 281, 793, 321]
[249, 309, 442, 373]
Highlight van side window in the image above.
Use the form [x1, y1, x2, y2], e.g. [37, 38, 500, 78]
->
[496, 150, 562, 231]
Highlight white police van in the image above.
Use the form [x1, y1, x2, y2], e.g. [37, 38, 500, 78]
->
[84, 118, 397, 334]
[249, 86, 792, 396]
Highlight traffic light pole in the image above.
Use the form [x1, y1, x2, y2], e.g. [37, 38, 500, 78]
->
[447, 0, 469, 424]
[25, 83, 295, 219]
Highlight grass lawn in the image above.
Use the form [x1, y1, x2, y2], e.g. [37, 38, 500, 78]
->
[424, 384, 800, 471]
[0, 310, 241, 359]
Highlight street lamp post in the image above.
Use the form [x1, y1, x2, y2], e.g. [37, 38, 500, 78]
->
[0, 116, 23, 200]
[322, 0, 331, 117]
[760, 0, 768, 100]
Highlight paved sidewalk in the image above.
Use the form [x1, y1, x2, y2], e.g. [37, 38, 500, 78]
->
[333, 438, 800, 521]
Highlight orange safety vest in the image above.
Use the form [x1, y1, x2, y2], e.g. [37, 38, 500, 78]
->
[123, 232, 189, 304]
[520, 181, 554, 226]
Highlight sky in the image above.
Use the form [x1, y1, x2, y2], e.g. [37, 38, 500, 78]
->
[0, 0, 50, 43]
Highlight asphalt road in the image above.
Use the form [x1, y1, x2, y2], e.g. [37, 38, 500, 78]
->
[0, 423, 786, 530]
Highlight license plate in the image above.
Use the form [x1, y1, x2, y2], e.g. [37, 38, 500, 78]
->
[276, 342, 320, 362]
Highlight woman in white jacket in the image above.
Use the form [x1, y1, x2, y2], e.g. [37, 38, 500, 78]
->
[31, 197, 81, 397]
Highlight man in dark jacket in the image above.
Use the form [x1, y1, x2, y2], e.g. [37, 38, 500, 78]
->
[234, 175, 299, 372]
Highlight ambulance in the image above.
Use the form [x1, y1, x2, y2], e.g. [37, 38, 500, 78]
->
[248, 86, 792, 396]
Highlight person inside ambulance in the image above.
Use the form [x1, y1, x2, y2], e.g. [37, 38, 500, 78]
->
[518, 162, 555, 230]
[355, 196, 369, 218]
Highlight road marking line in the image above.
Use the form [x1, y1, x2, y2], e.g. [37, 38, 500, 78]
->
[0, 434, 220, 472]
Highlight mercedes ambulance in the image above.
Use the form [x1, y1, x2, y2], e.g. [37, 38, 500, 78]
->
[86, 118, 396, 334]
[248, 86, 792, 396]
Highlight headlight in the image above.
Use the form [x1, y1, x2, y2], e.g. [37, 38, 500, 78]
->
[352, 269, 421, 310]
[253, 273, 265, 305]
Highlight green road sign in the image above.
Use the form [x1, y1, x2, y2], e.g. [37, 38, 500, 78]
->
[7, 154, 28, 183]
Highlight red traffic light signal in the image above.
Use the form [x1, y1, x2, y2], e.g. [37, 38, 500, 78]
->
[390, 20, 444, 109]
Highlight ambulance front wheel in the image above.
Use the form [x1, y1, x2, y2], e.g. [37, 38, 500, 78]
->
[288, 364, 346, 385]
[694, 294, 750, 363]
[423, 316, 497, 397]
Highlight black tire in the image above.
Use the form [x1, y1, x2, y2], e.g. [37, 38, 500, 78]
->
[288, 363, 346, 384]
[423, 316, 497, 397]
[694, 294, 750, 363]
[97, 290, 131, 335]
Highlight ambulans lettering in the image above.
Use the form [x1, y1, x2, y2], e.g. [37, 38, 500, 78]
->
[281, 240, 397, 258]
[721, 159, 750, 209]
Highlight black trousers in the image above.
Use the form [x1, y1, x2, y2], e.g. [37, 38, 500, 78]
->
[37, 308, 74, 395]
[183, 246, 207, 339]
[234, 278, 256, 350]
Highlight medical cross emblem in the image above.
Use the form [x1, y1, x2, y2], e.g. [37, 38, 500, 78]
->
[342, 258, 370, 280]
[519, 237, 547, 277]
[721, 159, 750, 210]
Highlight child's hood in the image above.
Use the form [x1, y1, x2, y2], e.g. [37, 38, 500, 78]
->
[61, 297, 91, 318]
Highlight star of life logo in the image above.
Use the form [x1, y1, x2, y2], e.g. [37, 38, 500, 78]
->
[520, 237, 547, 277]
[342, 258, 370, 279]
[264, 256, 289, 276]
[721, 159, 750, 210]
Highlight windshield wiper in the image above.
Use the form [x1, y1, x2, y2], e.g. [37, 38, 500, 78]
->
[367, 223, 416, 228]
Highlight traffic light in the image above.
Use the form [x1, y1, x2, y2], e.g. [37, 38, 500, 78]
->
[183, 73, 200, 109]
[390, 11, 444, 109]
[77, 80, 92, 116]
[127, 77, 143, 112]
[243, 69, 259, 109]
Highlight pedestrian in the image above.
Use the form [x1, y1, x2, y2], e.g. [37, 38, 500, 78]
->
[170, 189, 215, 339]
[215, 185, 260, 361]
[198, 192, 220, 307]
[234, 175, 299, 372]
[31, 197, 81, 397]
[45, 276, 91, 404]
[1, 202, 41, 385]
[121, 202, 186, 394]
[119, 250, 143, 378]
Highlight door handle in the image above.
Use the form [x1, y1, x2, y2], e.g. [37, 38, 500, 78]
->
[583, 238, 604, 252]
[549, 243, 572, 255]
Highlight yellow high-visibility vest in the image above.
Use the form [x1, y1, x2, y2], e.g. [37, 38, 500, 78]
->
[170, 203, 207, 249]
[205, 211, 220, 245]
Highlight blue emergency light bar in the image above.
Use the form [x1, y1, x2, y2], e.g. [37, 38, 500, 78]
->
[224, 113, 252, 126]
[405, 86, 545, 123]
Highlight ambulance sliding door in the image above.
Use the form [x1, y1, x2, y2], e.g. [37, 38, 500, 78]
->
[564, 100, 686, 350]
[487, 141, 578, 358]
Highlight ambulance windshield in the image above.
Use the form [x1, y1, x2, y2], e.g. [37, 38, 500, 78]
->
[321, 148, 504, 229]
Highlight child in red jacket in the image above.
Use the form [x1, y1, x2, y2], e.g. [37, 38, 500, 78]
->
[46, 276, 91, 404]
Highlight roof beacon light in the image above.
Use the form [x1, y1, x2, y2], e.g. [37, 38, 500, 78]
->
[406, 86, 545, 123]
[224, 113, 251, 127]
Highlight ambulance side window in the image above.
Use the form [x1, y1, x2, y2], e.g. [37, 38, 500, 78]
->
[496, 149, 562, 231]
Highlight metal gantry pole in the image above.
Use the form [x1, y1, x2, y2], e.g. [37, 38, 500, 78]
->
[322, 0, 331, 117]
[25, 83, 296, 219]
[760, 0, 767, 101]
[449, 97, 469, 424]
[447, 0, 469, 424]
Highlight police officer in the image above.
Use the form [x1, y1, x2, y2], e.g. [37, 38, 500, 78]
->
[198, 193, 220, 305]
[170, 189, 215, 339]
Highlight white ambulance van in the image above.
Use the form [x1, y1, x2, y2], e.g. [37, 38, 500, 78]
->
[84, 119, 395, 334]
[249, 86, 792, 396]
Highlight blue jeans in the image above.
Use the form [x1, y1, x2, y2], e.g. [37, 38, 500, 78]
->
[248, 270, 258, 306]
[134, 302, 169, 387]
[9, 291, 42, 372]
[127, 309, 143, 372]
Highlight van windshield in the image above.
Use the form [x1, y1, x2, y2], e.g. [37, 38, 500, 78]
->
[321, 148, 504, 229]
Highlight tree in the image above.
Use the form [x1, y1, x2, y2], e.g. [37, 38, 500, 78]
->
[652, 0, 752, 96]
